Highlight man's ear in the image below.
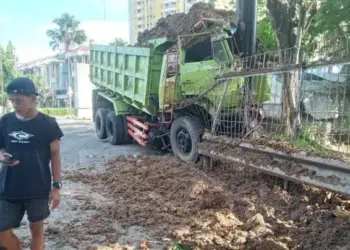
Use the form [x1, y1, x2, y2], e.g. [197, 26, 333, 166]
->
[31, 95, 37, 102]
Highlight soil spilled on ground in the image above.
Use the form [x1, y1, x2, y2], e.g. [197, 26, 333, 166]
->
[55, 154, 350, 250]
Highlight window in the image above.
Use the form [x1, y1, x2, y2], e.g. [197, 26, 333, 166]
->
[185, 37, 212, 63]
[212, 41, 228, 62]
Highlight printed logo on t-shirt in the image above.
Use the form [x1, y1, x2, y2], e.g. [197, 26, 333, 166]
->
[9, 131, 34, 144]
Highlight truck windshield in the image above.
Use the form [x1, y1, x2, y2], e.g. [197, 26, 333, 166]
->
[212, 40, 229, 62]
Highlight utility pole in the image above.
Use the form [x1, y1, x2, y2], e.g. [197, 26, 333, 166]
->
[104, 0, 106, 20]
[237, 0, 257, 57]
[237, 0, 258, 136]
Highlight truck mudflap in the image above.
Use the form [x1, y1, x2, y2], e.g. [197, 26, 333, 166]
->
[199, 133, 350, 196]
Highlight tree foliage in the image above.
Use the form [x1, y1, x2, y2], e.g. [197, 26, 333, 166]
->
[46, 13, 87, 52]
[16, 71, 51, 107]
[109, 38, 128, 46]
[257, 0, 277, 51]
[0, 41, 16, 106]
[304, 0, 350, 57]
[264, 0, 349, 134]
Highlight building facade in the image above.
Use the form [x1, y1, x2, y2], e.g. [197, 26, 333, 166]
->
[18, 46, 89, 108]
[129, 0, 185, 44]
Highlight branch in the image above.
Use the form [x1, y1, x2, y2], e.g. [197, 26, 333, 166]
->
[304, 0, 318, 33]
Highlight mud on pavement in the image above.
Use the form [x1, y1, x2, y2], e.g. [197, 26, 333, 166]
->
[40, 154, 350, 250]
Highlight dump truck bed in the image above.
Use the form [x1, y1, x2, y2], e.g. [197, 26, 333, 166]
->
[90, 44, 164, 115]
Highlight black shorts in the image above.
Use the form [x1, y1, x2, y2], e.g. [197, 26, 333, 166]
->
[0, 198, 50, 232]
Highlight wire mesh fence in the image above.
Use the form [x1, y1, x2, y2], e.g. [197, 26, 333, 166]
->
[177, 34, 350, 155]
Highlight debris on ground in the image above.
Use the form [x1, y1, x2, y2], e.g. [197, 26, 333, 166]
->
[61, 154, 350, 250]
[136, 2, 237, 45]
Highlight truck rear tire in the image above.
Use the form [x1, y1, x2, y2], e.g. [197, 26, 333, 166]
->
[106, 112, 129, 145]
[95, 108, 108, 139]
[170, 116, 204, 163]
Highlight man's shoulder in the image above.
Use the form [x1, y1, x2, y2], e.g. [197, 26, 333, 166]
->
[0, 112, 16, 124]
[38, 112, 58, 125]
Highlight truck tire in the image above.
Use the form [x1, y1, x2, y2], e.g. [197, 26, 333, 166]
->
[170, 116, 204, 163]
[95, 108, 108, 139]
[106, 112, 129, 145]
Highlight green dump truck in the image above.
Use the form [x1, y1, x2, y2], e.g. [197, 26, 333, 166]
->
[90, 18, 270, 163]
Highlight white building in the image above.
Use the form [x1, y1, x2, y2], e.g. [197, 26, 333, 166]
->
[17, 46, 94, 118]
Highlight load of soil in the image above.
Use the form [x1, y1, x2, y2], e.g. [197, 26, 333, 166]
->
[136, 2, 236, 46]
[67, 154, 350, 250]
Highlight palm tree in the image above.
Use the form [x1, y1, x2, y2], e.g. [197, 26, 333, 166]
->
[46, 13, 87, 110]
[46, 13, 87, 52]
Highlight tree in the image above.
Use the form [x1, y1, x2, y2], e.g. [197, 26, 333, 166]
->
[46, 13, 87, 52]
[109, 38, 128, 46]
[0, 41, 16, 111]
[265, 0, 319, 134]
[265, 0, 350, 134]
[256, 0, 277, 51]
[46, 13, 87, 109]
[16, 72, 50, 107]
[305, 0, 350, 58]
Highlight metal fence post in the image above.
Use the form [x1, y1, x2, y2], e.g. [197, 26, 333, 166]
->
[211, 80, 229, 134]
[292, 65, 304, 138]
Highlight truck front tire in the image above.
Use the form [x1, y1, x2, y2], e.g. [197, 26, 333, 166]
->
[95, 108, 108, 139]
[170, 116, 204, 163]
[106, 112, 130, 145]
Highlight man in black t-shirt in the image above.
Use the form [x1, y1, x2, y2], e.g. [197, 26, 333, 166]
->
[0, 77, 63, 250]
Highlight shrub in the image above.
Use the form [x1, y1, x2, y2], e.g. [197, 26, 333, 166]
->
[39, 108, 77, 117]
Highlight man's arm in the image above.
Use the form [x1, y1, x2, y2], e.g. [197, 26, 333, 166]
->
[48, 118, 63, 210]
[50, 140, 61, 182]
[48, 118, 64, 183]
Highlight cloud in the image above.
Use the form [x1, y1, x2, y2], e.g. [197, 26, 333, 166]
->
[81, 20, 129, 44]
[16, 45, 55, 63]
[78, 0, 128, 16]
[39, 20, 129, 43]
[42, 20, 129, 44]
[17, 20, 129, 63]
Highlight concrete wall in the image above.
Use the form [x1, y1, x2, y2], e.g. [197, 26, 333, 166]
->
[74, 63, 95, 119]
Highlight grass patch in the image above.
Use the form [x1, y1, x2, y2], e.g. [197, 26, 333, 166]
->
[270, 130, 338, 156]
[39, 108, 77, 117]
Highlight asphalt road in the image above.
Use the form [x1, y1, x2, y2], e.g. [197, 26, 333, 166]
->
[16, 119, 156, 249]
[57, 119, 155, 170]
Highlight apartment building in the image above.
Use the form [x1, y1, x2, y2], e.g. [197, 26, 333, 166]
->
[129, 0, 185, 44]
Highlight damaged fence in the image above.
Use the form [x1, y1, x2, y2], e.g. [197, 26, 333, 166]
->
[176, 34, 350, 195]
[183, 34, 350, 155]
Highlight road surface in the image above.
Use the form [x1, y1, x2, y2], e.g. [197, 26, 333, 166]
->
[15, 119, 154, 249]
[59, 119, 154, 169]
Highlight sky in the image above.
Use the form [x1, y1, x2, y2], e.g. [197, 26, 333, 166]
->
[0, 0, 129, 63]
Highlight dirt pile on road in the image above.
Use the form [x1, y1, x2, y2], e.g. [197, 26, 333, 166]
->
[137, 2, 236, 45]
[82, 154, 350, 250]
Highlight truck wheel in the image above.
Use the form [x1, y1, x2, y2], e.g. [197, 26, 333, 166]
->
[170, 116, 204, 163]
[95, 108, 108, 139]
[106, 112, 128, 145]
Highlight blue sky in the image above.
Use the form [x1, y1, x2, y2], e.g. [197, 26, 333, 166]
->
[0, 0, 129, 63]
